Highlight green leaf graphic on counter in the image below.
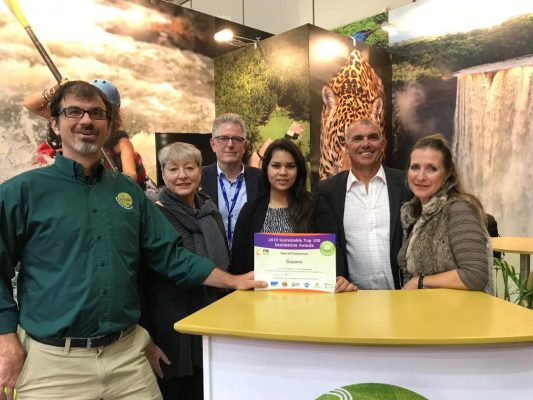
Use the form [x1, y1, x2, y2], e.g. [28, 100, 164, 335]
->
[316, 383, 427, 400]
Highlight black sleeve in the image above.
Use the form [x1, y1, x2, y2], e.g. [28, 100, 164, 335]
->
[312, 193, 347, 278]
[230, 202, 255, 275]
[486, 213, 499, 237]
[485, 213, 501, 259]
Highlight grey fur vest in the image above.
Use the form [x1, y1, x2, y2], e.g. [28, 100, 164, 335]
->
[398, 184, 493, 293]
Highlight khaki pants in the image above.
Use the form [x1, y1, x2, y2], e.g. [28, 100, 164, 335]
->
[15, 325, 162, 400]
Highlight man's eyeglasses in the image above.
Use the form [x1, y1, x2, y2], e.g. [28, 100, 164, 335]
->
[214, 135, 246, 144]
[59, 107, 109, 121]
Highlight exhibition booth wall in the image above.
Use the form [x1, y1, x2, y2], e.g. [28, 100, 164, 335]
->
[1, 0, 531, 237]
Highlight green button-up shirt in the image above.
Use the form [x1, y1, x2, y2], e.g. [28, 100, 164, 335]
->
[0, 154, 215, 337]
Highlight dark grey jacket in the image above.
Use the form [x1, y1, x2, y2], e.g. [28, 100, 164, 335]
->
[200, 163, 263, 207]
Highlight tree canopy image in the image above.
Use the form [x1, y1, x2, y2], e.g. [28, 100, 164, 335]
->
[333, 12, 389, 49]
[214, 26, 310, 149]
[215, 49, 277, 144]
[392, 14, 533, 80]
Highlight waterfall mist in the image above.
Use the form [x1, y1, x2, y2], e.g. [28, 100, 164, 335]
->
[453, 63, 533, 236]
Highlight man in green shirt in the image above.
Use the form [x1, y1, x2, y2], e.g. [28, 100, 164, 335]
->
[0, 81, 264, 400]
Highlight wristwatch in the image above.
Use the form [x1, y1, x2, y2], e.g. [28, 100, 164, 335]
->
[417, 274, 425, 289]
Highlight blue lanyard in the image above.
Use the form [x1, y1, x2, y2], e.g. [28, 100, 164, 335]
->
[218, 174, 244, 242]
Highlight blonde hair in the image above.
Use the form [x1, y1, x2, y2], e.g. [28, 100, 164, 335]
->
[158, 142, 202, 169]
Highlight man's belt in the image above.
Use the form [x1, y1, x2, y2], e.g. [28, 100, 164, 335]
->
[29, 326, 134, 349]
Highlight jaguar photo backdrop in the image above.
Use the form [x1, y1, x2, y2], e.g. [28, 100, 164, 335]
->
[215, 24, 391, 187]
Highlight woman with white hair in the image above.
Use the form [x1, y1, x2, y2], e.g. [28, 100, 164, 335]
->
[142, 142, 229, 400]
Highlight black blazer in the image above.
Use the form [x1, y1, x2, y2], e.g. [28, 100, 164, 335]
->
[200, 163, 263, 207]
[230, 192, 346, 277]
[317, 167, 412, 288]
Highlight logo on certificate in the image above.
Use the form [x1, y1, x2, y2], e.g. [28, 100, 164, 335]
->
[320, 240, 335, 256]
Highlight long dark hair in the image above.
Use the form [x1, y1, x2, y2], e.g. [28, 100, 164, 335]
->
[261, 139, 314, 232]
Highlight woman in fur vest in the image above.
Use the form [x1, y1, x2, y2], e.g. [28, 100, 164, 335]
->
[397, 134, 494, 294]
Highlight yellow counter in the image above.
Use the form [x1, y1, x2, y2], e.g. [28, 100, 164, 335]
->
[491, 237, 533, 254]
[492, 236, 532, 280]
[175, 289, 533, 345]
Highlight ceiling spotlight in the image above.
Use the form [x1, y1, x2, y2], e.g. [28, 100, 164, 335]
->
[213, 28, 260, 49]
[214, 28, 234, 42]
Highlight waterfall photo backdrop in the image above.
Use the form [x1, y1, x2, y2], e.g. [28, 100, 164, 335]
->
[389, 0, 533, 236]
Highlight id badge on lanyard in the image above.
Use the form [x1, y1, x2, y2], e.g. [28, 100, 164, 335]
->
[219, 175, 243, 242]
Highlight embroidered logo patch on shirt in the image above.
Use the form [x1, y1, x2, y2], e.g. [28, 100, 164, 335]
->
[115, 192, 133, 209]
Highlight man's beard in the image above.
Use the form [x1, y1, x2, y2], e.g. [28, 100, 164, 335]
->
[73, 140, 99, 155]
[71, 125, 101, 155]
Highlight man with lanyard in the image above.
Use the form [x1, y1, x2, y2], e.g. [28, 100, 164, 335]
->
[0, 81, 264, 400]
[201, 113, 262, 250]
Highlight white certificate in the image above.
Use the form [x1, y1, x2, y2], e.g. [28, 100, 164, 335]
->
[254, 233, 337, 293]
